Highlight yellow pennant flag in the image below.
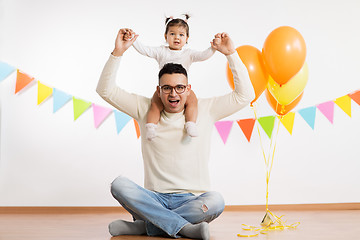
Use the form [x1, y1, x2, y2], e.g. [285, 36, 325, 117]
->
[37, 81, 53, 105]
[334, 95, 351, 117]
[278, 112, 295, 135]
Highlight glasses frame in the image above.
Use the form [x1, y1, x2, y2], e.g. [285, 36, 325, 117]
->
[159, 84, 188, 94]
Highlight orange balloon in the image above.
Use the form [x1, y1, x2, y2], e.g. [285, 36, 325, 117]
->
[262, 26, 306, 85]
[227, 45, 269, 105]
[265, 88, 303, 115]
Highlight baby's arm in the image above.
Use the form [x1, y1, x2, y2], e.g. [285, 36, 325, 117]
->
[190, 47, 216, 62]
[132, 38, 160, 59]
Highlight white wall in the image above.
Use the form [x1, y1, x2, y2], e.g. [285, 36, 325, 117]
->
[0, 0, 359, 206]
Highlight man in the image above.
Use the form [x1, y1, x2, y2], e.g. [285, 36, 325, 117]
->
[96, 28, 255, 240]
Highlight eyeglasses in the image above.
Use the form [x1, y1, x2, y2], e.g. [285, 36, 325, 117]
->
[159, 84, 187, 94]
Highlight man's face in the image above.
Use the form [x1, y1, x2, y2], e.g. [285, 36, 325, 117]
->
[157, 73, 190, 113]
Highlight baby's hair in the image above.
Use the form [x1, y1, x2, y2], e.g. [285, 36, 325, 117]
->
[165, 14, 190, 37]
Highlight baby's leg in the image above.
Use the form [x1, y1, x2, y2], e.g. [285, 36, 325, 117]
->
[146, 91, 164, 141]
[185, 90, 199, 137]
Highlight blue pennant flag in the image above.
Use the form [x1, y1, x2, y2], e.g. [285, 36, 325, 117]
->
[0, 62, 16, 82]
[298, 106, 317, 130]
[114, 110, 132, 134]
[53, 88, 72, 113]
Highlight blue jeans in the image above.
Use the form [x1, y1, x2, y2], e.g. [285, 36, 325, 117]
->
[110, 176, 225, 238]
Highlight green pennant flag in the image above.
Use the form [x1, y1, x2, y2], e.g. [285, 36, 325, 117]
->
[258, 116, 276, 139]
[73, 97, 92, 121]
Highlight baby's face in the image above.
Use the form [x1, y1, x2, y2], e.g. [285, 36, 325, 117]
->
[165, 26, 188, 51]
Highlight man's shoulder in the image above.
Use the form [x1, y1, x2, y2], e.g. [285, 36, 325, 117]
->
[198, 97, 215, 109]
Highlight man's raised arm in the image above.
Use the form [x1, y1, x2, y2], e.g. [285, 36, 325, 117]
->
[96, 29, 144, 119]
[209, 33, 256, 121]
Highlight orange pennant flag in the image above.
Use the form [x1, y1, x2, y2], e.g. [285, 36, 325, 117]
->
[236, 118, 256, 142]
[15, 69, 35, 94]
[334, 95, 351, 117]
[348, 90, 360, 106]
[133, 119, 141, 139]
[278, 112, 295, 135]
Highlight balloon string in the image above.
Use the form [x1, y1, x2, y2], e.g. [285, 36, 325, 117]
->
[252, 105, 280, 211]
[238, 109, 299, 237]
[252, 104, 267, 166]
[266, 117, 281, 210]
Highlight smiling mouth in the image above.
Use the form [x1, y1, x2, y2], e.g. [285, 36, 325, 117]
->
[169, 99, 180, 107]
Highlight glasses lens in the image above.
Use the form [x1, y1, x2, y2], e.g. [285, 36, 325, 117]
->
[175, 85, 186, 93]
[161, 85, 186, 94]
[162, 86, 172, 93]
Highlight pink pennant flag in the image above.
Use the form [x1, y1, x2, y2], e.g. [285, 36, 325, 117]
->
[317, 101, 334, 124]
[92, 103, 113, 128]
[215, 121, 233, 144]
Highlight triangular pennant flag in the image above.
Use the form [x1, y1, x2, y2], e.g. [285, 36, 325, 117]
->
[15, 69, 35, 94]
[236, 118, 256, 142]
[317, 101, 334, 124]
[278, 112, 295, 135]
[257, 116, 276, 139]
[133, 119, 141, 139]
[298, 106, 316, 130]
[53, 88, 72, 113]
[348, 90, 360, 106]
[215, 121, 233, 144]
[37, 81, 53, 105]
[114, 110, 132, 134]
[334, 95, 351, 117]
[92, 103, 113, 128]
[0, 62, 16, 82]
[73, 97, 92, 121]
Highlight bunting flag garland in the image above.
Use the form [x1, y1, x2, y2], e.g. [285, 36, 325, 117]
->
[0, 62, 16, 82]
[278, 112, 295, 135]
[257, 116, 276, 139]
[317, 101, 334, 124]
[215, 121, 233, 144]
[334, 95, 352, 117]
[15, 69, 35, 94]
[92, 103, 113, 128]
[53, 88, 72, 113]
[348, 90, 360, 105]
[114, 110, 132, 134]
[1, 61, 359, 142]
[73, 97, 92, 121]
[298, 106, 316, 130]
[37, 81, 53, 105]
[237, 118, 256, 142]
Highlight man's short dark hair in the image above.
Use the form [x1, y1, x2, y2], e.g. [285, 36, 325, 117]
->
[158, 63, 188, 84]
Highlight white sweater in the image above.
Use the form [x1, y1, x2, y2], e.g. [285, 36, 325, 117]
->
[96, 52, 255, 194]
[132, 39, 216, 71]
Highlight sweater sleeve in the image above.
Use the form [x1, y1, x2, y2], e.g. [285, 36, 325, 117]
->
[208, 52, 255, 121]
[132, 39, 160, 60]
[190, 47, 216, 62]
[96, 54, 148, 120]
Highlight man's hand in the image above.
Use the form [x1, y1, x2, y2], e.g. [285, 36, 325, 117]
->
[211, 32, 236, 56]
[112, 28, 138, 57]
